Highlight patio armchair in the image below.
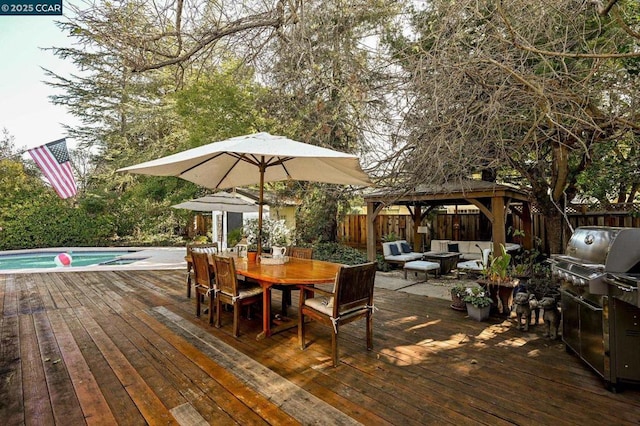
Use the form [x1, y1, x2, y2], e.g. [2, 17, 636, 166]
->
[212, 255, 263, 337]
[298, 261, 377, 367]
[191, 251, 216, 325]
[185, 243, 218, 298]
[274, 247, 314, 316]
[457, 248, 492, 277]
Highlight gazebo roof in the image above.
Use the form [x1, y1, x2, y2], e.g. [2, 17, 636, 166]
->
[365, 179, 530, 205]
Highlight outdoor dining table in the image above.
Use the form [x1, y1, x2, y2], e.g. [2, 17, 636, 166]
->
[187, 254, 342, 339]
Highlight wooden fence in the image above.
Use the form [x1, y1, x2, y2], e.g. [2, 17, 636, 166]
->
[338, 203, 640, 254]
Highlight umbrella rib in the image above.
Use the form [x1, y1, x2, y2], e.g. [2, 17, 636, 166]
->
[180, 152, 227, 177]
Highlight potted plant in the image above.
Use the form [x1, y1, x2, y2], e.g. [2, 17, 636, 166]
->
[463, 286, 493, 321]
[450, 283, 467, 311]
[477, 244, 516, 316]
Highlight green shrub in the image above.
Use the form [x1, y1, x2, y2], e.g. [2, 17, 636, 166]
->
[312, 242, 368, 265]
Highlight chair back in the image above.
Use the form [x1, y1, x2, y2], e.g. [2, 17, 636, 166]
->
[290, 247, 313, 259]
[333, 262, 377, 314]
[212, 255, 238, 296]
[191, 252, 214, 289]
[187, 242, 218, 257]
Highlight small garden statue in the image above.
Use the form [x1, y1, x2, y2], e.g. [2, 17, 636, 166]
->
[513, 291, 537, 331]
[539, 297, 561, 339]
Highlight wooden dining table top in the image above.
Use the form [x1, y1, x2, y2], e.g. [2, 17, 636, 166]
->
[234, 257, 342, 285]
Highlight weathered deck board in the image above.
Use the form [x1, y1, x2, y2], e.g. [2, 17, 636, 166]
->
[1, 269, 640, 425]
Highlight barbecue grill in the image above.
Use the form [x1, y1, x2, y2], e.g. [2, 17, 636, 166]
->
[550, 226, 640, 392]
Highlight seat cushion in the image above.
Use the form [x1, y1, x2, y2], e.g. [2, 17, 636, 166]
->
[304, 296, 367, 317]
[457, 259, 484, 271]
[305, 296, 334, 313]
[403, 260, 440, 272]
[385, 253, 423, 262]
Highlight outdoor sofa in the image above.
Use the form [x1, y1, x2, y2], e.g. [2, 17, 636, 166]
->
[382, 240, 423, 266]
[427, 239, 521, 261]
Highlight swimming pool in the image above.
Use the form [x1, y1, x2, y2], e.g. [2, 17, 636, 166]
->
[0, 250, 140, 270]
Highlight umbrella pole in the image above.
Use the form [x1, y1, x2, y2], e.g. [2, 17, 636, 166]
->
[257, 161, 266, 257]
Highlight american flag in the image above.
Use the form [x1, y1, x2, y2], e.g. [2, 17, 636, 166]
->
[28, 139, 77, 199]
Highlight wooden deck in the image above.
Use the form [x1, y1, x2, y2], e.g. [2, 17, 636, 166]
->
[1, 269, 639, 425]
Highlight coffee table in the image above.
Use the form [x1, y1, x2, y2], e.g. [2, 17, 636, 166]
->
[422, 252, 461, 275]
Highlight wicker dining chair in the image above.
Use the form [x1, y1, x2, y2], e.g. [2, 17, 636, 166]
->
[298, 261, 377, 367]
[212, 255, 263, 337]
[185, 243, 218, 298]
[274, 247, 314, 316]
[191, 251, 216, 325]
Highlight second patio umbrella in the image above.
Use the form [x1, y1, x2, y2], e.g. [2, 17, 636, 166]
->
[119, 132, 372, 255]
[172, 191, 261, 248]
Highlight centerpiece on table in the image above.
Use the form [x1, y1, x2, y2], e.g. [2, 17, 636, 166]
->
[243, 217, 292, 263]
[463, 286, 493, 321]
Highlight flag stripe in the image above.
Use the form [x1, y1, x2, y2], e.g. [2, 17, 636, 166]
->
[28, 139, 77, 199]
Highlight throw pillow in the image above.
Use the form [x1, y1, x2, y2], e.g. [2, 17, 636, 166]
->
[389, 243, 401, 256]
[400, 242, 412, 253]
[448, 243, 460, 253]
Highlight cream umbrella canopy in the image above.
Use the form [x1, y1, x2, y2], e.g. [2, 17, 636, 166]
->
[119, 132, 372, 255]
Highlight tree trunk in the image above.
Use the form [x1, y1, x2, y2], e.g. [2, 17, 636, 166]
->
[543, 211, 567, 255]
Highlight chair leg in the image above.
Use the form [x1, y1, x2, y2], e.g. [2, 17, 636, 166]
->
[196, 290, 201, 317]
[366, 312, 373, 350]
[215, 298, 222, 328]
[233, 303, 241, 337]
[331, 327, 339, 367]
[298, 311, 306, 350]
[208, 293, 215, 325]
[187, 272, 192, 298]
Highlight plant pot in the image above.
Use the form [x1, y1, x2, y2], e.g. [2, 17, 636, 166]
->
[466, 303, 490, 321]
[247, 252, 258, 263]
[451, 290, 467, 311]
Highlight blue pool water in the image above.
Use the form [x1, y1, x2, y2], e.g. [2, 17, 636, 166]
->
[0, 251, 139, 270]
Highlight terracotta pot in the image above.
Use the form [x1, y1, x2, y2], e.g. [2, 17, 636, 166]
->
[247, 252, 258, 263]
[450, 290, 467, 311]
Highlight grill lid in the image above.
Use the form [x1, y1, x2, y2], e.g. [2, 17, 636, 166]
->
[564, 227, 621, 265]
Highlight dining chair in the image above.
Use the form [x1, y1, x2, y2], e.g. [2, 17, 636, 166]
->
[298, 261, 377, 367]
[212, 255, 263, 337]
[185, 242, 218, 298]
[191, 251, 216, 325]
[275, 247, 314, 316]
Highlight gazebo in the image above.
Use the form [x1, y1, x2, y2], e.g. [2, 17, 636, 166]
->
[364, 180, 533, 261]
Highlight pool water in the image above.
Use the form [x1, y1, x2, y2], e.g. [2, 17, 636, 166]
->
[0, 251, 138, 270]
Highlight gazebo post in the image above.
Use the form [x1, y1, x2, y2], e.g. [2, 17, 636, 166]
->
[491, 196, 507, 255]
[366, 201, 378, 262]
[412, 205, 422, 252]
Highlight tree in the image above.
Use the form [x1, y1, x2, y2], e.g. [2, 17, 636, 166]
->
[382, 0, 640, 253]
[63, 0, 300, 73]
[256, 0, 397, 242]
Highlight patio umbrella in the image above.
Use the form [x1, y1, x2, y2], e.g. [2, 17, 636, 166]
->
[172, 191, 261, 248]
[171, 191, 260, 213]
[119, 132, 372, 255]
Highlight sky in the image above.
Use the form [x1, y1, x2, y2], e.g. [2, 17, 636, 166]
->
[0, 12, 79, 153]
